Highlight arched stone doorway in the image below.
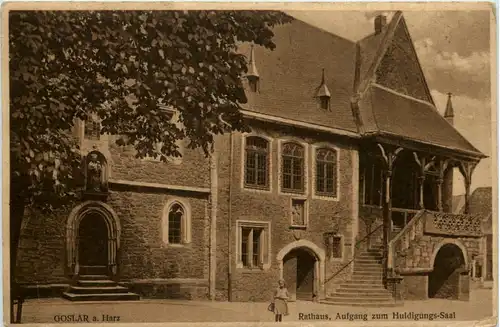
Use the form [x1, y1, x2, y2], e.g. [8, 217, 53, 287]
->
[67, 201, 120, 278]
[428, 243, 466, 299]
[277, 240, 325, 301]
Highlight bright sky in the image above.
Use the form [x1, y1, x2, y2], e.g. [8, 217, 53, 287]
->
[288, 10, 493, 195]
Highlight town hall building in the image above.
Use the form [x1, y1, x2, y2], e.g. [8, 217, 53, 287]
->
[15, 11, 488, 306]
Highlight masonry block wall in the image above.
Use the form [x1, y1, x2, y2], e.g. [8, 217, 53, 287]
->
[214, 123, 357, 302]
[16, 136, 212, 299]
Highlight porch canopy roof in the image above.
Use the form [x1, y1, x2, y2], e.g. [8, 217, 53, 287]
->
[359, 84, 486, 159]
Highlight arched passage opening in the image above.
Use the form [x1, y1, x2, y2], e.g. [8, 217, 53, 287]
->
[428, 243, 466, 299]
[277, 240, 325, 301]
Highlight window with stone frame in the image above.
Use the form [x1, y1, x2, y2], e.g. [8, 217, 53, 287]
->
[237, 221, 270, 269]
[168, 203, 184, 244]
[282, 142, 305, 192]
[244, 136, 270, 189]
[315, 148, 338, 197]
[162, 201, 191, 245]
[84, 114, 101, 141]
[325, 233, 343, 260]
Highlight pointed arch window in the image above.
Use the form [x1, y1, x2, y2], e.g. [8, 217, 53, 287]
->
[162, 200, 191, 245]
[315, 148, 338, 197]
[282, 142, 305, 192]
[245, 136, 269, 189]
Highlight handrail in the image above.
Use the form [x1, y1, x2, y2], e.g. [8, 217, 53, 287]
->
[325, 224, 383, 284]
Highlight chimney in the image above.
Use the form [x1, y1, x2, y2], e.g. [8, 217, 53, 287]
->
[374, 15, 387, 34]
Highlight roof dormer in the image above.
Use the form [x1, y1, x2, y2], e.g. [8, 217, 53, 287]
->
[316, 69, 331, 110]
[246, 44, 260, 93]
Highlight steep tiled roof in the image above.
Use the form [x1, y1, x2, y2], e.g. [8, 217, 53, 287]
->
[239, 19, 358, 133]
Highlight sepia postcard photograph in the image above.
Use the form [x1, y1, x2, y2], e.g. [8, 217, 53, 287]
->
[3, 2, 497, 326]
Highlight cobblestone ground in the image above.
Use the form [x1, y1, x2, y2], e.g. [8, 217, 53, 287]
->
[20, 289, 495, 324]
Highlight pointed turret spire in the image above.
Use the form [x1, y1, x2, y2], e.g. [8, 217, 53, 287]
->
[444, 92, 454, 125]
[246, 45, 260, 92]
[316, 69, 331, 110]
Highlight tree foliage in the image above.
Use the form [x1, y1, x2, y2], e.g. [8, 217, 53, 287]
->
[9, 10, 293, 211]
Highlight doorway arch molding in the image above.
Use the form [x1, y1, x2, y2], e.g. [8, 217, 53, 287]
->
[430, 238, 469, 270]
[277, 240, 326, 299]
[66, 201, 121, 276]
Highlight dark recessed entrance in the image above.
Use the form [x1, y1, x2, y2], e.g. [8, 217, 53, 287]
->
[78, 212, 108, 274]
[283, 248, 316, 301]
[428, 243, 465, 299]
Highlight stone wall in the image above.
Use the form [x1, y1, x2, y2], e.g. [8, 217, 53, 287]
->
[395, 235, 481, 271]
[108, 136, 210, 188]
[16, 189, 211, 299]
[214, 123, 357, 302]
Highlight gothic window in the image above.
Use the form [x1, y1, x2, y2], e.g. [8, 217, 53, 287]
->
[162, 201, 191, 245]
[237, 221, 270, 269]
[244, 136, 269, 189]
[168, 204, 183, 244]
[315, 148, 338, 197]
[282, 142, 304, 192]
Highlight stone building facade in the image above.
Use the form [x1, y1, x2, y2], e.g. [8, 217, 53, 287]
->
[15, 11, 488, 304]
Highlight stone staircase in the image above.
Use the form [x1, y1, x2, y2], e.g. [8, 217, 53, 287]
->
[62, 266, 140, 302]
[322, 243, 399, 307]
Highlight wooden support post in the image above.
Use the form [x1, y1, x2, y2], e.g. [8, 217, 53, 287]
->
[436, 178, 444, 212]
[377, 144, 403, 288]
[458, 161, 478, 214]
[412, 152, 427, 210]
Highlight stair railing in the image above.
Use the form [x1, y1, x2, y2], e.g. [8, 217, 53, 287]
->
[388, 209, 426, 271]
[325, 223, 383, 284]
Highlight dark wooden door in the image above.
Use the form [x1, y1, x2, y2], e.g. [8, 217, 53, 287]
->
[78, 213, 108, 267]
[296, 250, 315, 300]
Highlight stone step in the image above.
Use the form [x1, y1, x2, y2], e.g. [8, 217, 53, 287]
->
[68, 285, 129, 294]
[328, 291, 393, 299]
[354, 260, 383, 265]
[77, 279, 117, 287]
[344, 279, 383, 285]
[352, 271, 383, 277]
[335, 287, 389, 294]
[351, 279, 383, 285]
[62, 292, 140, 302]
[78, 275, 111, 281]
[353, 266, 383, 272]
[79, 266, 108, 275]
[341, 282, 386, 289]
[321, 298, 399, 307]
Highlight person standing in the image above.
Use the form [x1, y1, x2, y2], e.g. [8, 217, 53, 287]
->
[273, 279, 289, 322]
